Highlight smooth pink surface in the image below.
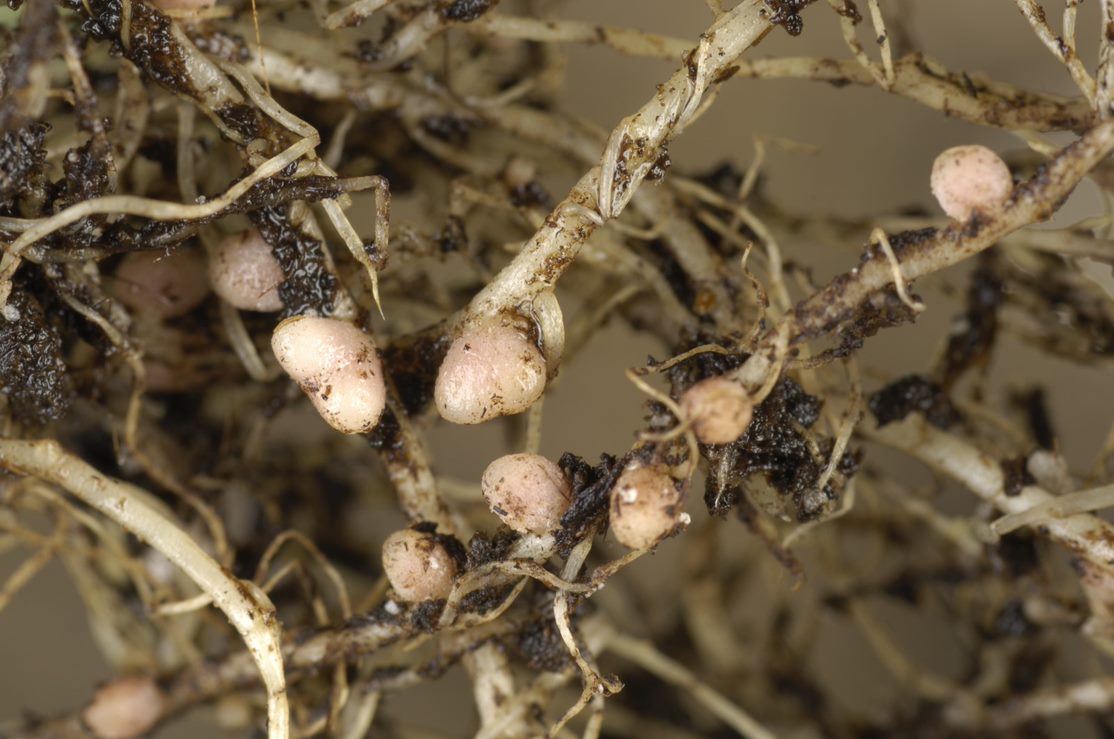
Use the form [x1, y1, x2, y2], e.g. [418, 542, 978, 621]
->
[609, 465, 684, 550]
[114, 249, 209, 319]
[272, 316, 386, 434]
[930, 145, 1012, 221]
[82, 677, 164, 739]
[481, 454, 572, 534]
[680, 377, 753, 445]
[382, 529, 457, 602]
[435, 324, 546, 424]
[210, 229, 284, 312]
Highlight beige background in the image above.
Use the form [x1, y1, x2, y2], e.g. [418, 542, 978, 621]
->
[3, 0, 1113, 736]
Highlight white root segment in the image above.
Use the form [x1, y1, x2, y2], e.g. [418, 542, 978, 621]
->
[864, 417, 1114, 563]
[0, 439, 289, 739]
[530, 289, 565, 374]
[991, 482, 1114, 537]
[864, 416, 1114, 635]
[872, 227, 925, 313]
[730, 118, 1114, 393]
[459, 0, 773, 324]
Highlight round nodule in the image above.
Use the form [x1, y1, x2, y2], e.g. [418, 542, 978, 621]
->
[680, 376, 753, 445]
[113, 249, 209, 320]
[434, 323, 547, 424]
[609, 465, 686, 550]
[381, 529, 458, 602]
[271, 316, 386, 434]
[481, 453, 572, 535]
[210, 229, 284, 312]
[82, 676, 165, 739]
[930, 145, 1012, 221]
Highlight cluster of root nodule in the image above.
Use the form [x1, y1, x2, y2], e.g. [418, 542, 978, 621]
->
[5, 1, 1114, 738]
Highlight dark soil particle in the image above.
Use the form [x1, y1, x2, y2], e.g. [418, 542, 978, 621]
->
[885, 225, 940, 254]
[101, 220, 202, 256]
[59, 141, 112, 207]
[1000, 456, 1035, 497]
[715, 380, 819, 492]
[420, 115, 475, 143]
[1007, 641, 1054, 694]
[408, 599, 446, 631]
[250, 205, 338, 318]
[992, 532, 1041, 578]
[351, 600, 406, 628]
[69, 0, 272, 142]
[41, 264, 122, 353]
[381, 329, 451, 416]
[783, 378, 823, 427]
[939, 262, 1003, 386]
[694, 161, 746, 200]
[1018, 388, 1055, 450]
[833, 0, 862, 22]
[459, 584, 515, 615]
[826, 289, 920, 360]
[703, 377, 851, 522]
[214, 103, 262, 142]
[412, 522, 468, 572]
[229, 176, 350, 215]
[763, 0, 814, 35]
[441, 0, 498, 23]
[661, 335, 746, 390]
[0, 122, 50, 209]
[437, 216, 468, 254]
[555, 453, 623, 556]
[641, 240, 701, 317]
[646, 148, 671, 182]
[837, 448, 860, 477]
[513, 617, 572, 672]
[987, 598, 1035, 639]
[467, 530, 519, 568]
[510, 180, 553, 209]
[658, 338, 854, 522]
[1004, 251, 1114, 357]
[868, 374, 961, 430]
[0, 289, 73, 425]
[91, 0, 195, 98]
